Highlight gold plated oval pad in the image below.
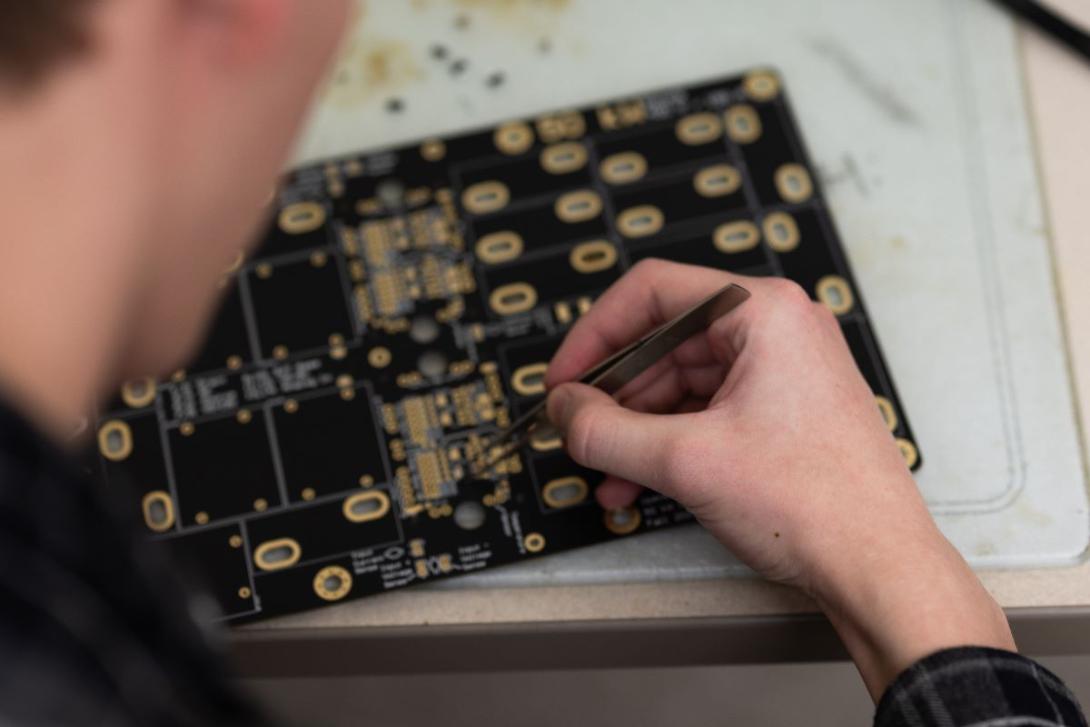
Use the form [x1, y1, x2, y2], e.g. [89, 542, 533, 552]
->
[489, 282, 538, 316]
[462, 181, 510, 215]
[675, 112, 723, 146]
[762, 212, 801, 253]
[569, 240, 618, 274]
[555, 190, 603, 223]
[494, 121, 534, 155]
[815, 275, 855, 315]
[774, 164, 814, 203]
[141, 491, 175, 533]
[121, 377, 157, 409]
[599, 151, 648, 185]
[542, 476, 589, 509]
[475, 231, 524, 265]
[278, 201, 325, 235]
[540, 142, 588, 175]
[743, 70, 781, 102]
[98, 420, 133, 462]
[713, 220, 761, 254]
[343, 490, 391, 523]
[876, 396, 898, 432]
[254, 538, 302, 571]
[896, 438, 919, 469]
[693, 164, 742, 198]
[511, 362, 549, 397]
[725, 104, 763, 144]
[530, 423, 563, 452]
[616, 205, 664, 238]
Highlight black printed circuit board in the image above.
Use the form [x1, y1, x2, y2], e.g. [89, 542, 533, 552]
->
[93, 69, 920, 623]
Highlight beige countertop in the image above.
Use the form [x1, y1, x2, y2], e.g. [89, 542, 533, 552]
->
[242, 4, 1090, 640]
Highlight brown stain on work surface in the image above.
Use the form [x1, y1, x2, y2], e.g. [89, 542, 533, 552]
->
[455, 0, 571, 9]
[325, 37, 424, 108]
[414, 0, 571, 25]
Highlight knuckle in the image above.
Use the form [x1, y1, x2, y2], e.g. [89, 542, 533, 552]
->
[811, 300, 838, 327]
[629, 257, 669, 282]
[566, 406, 604, 466]
[766, 277, 812, 311]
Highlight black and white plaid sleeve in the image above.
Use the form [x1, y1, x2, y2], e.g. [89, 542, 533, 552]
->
[0, 401, 270, 726]
[876, 646, 1087, 726]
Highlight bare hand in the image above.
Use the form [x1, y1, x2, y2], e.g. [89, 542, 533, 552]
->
[544, 259, 1014, 699]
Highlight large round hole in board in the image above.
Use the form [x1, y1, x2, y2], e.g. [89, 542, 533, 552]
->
[418, 350, 448, 378]
[454, 501, 487, 530]
[376, 179, 406, 209]
[410, 315, 441, 344]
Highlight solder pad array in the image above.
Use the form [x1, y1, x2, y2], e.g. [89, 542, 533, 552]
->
[93, 70, 920, 623]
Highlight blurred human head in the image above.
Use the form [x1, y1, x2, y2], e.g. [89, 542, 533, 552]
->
[0, 0, 350, 379]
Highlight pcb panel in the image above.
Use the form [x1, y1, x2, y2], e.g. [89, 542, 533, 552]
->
[93, 70, 920, 623]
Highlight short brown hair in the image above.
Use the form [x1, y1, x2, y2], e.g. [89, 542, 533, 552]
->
[1, 0, 99, 89]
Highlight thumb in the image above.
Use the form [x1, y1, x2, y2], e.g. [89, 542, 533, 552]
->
[546, 382, 684, 487]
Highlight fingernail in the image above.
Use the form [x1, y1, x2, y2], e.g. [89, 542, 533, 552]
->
[546, 385, 571, 431]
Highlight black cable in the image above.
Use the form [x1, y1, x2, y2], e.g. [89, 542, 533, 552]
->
[989, 0, 1090, 65]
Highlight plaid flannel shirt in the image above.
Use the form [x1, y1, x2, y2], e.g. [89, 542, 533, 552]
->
[877, 646, 1087, 726]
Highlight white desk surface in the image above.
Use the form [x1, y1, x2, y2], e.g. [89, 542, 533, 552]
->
[249, 0, 1090, 632]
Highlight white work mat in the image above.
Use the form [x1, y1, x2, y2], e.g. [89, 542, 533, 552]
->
[294, 0, 1089, 580]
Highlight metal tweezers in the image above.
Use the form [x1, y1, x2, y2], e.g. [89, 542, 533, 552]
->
[468, 282, 751, 477]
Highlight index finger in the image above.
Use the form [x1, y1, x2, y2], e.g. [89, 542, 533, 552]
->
[545, 259, 751, 387]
